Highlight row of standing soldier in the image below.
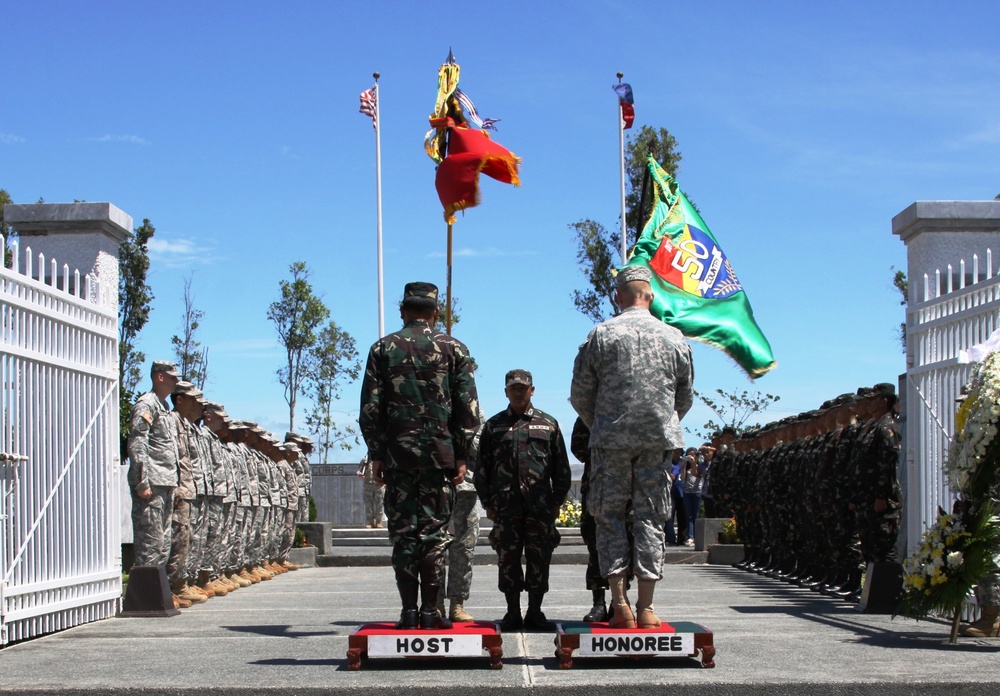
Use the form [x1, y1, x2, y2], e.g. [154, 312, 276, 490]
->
[710, 384, 902, 601]
[127, 360, 314, 609]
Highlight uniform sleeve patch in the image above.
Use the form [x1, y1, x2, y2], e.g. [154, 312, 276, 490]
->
[141, 411, 154, 425]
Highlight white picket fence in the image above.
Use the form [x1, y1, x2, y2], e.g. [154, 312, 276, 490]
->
[904, 249, 1000, 555]
[0, 234, 122, 645]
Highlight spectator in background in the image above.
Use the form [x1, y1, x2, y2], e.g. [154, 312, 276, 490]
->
[680, 447, 705, 547]
[670, 448, 687, 545]
[701, 445, 716, 519]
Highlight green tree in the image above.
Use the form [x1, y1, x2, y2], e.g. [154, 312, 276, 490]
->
[171, 274, 209, 388]
[303, 321, 361, 462]
[689, 388, 781, 440]
[1, 189, 13, 268]
[118, 218, 156, 454]
[569, 125, 683, 323]
[892, 266, 908, 353]
[268, 261, 330, 431]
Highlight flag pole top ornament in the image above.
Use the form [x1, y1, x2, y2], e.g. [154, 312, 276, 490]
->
[373, 71, 380, 80]
[424, 48, 521, 224]
[624, 155, 776, 378]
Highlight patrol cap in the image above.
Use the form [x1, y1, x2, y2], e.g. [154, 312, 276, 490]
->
[401, 282, 439, 311]
[151, 360, 181, 378]
[615, 265, 652, 287]
[505, 369, 533, 387]
[203, 401, 228, 419]
[172, 381, 204, 401]
[873, 383, 895, 397]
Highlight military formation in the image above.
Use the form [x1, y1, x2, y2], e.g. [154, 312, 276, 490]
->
[128, 360, 315, 609]
[711, 384, 902, 602]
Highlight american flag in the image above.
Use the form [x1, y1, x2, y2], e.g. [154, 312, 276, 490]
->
[359, 86, 377, 128]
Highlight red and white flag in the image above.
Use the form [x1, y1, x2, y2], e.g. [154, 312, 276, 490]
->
[359, 86, 377, 128]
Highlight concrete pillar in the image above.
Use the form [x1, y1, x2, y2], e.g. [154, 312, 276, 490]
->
[892, 201, 1000, 305]
[3, 202, 132, 308]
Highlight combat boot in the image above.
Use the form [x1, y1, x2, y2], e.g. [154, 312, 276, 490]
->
[418, 556, 452, 630]
[255, 565, 274, 580]
[208, 578, 229, 596]
[523, 592, 555, 631]
[583, 589, 608, 623]
[240, 567, 260, 584]
[172, 593, 192, 609]
[222, 574, 240, 591]
[635, 579, 661, 628]
[281, 560, 301, 571]
[177, 581, 208, 604]
[608, 573, 636, 629]
[449, 600, 474, 622]
[395, 574, 419, 630]
[960, 606, 1000, 637]
[229, 571, 252, 588]
[500, 591, 523, 631]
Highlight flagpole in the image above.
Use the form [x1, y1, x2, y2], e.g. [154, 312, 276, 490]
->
[617, 71, 628, 263]
[374, 72, 385, 337]
[446, 222, 453, 336]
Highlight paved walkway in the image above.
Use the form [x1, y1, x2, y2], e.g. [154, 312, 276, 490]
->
[1, 564, 998, 695]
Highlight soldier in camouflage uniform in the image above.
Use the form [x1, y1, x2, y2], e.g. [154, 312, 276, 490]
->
[476, 370, 571, 631]
[571, 265, 694, 630]
[359, 282, 480, 630]
[444, 423, 483, 622]
[128, 360, 181, 570]
[357, 454, 386, 528]
[853, 384, 902, 566]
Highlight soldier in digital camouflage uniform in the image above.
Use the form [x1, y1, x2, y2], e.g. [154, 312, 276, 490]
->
[284, 433, 314, 522]
[359, 281, 480, 630]
[476, 370, 571, 631]
[128, 360, 181, 571]
[444, 422, 483, 622]
[571, 265, 694, 629]
[357, 453, 386, 528]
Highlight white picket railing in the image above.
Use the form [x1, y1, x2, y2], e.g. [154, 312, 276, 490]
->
[1, 233, 121, 645]
[904, 249, 1000, 555]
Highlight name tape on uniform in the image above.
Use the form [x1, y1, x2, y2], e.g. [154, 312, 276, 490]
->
[367, 634, 483, 657]
[577, 632, 694, 656]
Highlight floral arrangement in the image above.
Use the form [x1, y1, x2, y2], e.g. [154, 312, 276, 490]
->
[719, 517, 740, 544]
[557, 498, 583, 528]
[900, 351, 1000, 621]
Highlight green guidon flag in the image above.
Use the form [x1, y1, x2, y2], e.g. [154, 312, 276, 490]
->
[624, 156, 775, 378]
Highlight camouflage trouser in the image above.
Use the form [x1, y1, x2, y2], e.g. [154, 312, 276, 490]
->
[185, 497, 208, 578]
[132, 485, 175, 568]
[580, 457, 606, 591]
[277, 509, 296, 561]
[166, 497, 192, 582]
[445, 489, 479, 600]
[489, 511, 559, 594]
[384, 466, 455, 581]
[201, 498, 225, 573]
[364, 481, 386, 526]
[588, 448, 671, 580]
[297, 496, 309, 522]
[230, 505, 250, 569]
[246, 506, 265, 565]
[859, 504, 900, 563]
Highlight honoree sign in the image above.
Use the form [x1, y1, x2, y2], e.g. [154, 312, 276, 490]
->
[367, 634, 483, 657]
[577, 632, 694, 656]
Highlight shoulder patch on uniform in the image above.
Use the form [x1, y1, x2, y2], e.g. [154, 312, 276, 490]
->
[141, 411, 154, 425]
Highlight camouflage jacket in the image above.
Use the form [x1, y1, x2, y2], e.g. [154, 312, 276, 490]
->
[127, 391, 179, 491]
[359, 318, 480, 471]
[570, 306, 694, 450]
[475, 405, 572, 516]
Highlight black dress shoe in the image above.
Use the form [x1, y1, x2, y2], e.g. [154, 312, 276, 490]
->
[419, 609, 452, 630]
[583, 601, 608, 623]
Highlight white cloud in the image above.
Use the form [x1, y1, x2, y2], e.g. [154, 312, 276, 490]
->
[147, 236, 215, 268]
[87, 134, 149, 145]
[279, 145, 298, 159]
[0, 133, 25, 144]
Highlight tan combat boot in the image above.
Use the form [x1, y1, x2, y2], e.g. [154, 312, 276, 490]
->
[281, 560, 301, 571]
[960, 606, 1000, 637]
[172, 593, 192, 609]
[229, 571, 252, 588]
[177, 582, 208, 604]
[449, 600, 474, 622]
[208, 578, 230, 596]
[608, 573, 636, 629]
[635, 579, 661, 628]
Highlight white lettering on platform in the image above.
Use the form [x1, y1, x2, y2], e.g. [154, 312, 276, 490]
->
[577, 632, 694, 656]
[367, 634, 483, 657]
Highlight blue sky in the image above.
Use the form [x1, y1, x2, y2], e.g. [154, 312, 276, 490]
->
[4, 1, 1000, 464]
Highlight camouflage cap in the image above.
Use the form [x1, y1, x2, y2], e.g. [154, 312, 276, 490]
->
[404, 282, 439, 301]
[505, 369, 533, 387]
[202, 401, 228, 418]
[615, 265, 652, 287]
[151, 360, 181, 378]
[873, 383, 896, 397]
[172, 381, 204, 401]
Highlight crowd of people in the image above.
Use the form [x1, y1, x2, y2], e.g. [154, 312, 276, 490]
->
[127, 360, 314, 609]
[711, 384, 901, 602]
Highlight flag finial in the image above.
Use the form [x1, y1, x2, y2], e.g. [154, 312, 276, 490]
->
[617, 72, 624, 82]
[446, 48, 457, 65]
[373, 71, 380, 81]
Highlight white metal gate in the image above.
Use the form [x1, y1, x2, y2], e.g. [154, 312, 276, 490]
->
[904, 250, 1000, 555]
[1, 234, 121, 645]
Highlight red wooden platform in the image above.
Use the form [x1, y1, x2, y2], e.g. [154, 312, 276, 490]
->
[554, 620, 714, 669]
[347, 621, 503, 670]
